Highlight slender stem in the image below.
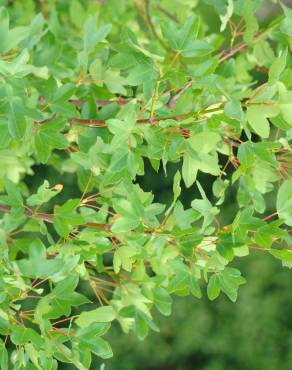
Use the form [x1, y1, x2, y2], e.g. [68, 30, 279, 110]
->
[156, 5, 178, 23]
[145, 0, 169, 51]
[0, 204, 110, 231]
[69, 103, 224, 128]
[262, 212, 278, 222]
[166, 80, 192, 109]
[52, 315, 79, 326]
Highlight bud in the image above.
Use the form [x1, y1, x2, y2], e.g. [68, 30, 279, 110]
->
[54, 184, 63, 191]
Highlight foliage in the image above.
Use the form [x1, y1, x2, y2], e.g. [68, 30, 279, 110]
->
[104, 253, 292, 370]
[0, 0, 291, 369]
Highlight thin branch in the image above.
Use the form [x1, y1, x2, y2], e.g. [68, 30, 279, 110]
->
[166, 80, 192, 109]
[69, 118, 107, 127]
[156, 5, 178, 23]
[0, 204, 109, 231]
[0, 204, 53, 223]
[68, 98, 128, 108]
[220, 19, 280, 62]
[262, 212, 278, 222]
[145, 0, 169, 51]
[52, 315, 79, 326]
[34, 114, 57, 125]
[219, 41, 246, 63]
[69, 115, 180, 127]
[165, 20, 281, 109]
[69, 103, 226, 128]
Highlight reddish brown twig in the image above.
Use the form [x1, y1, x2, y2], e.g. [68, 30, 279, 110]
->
[166, 80, 193, 109]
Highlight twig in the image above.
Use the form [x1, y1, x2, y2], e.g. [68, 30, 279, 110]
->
[52, 315, 79, 326]
[0, 204, 53, 223]
[219, 41, 246, 63]
[68, 98, 128, 108]
[262, 212, 278, 222]
[165, 20, 281, 108]
[166, 80, 193, 109]
[156, 5, 178, 23]
[0, 204, 110, 231]
[145, 0, 169, 50]
[34, 114, 57, 125]
[67, 103, 225, 129]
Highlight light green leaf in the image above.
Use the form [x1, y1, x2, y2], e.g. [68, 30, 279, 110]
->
[0, 339, 8, 370]
[83, 17, 112, 51]
[281, 4, 292, 35]
[53, 199, 84, 237]
[76, 306, 116, 328]
[268, 49, 287, 85]
[188, 131, 221, 153]
[276, 180, 292, 226]
[181, 40, 213, 58]
[182, 152, 198, 188]
[27, 180, 62, 206]
[207, 274, 220, 300]
[113, 245, 137, 273]
[246, 105, 270, 138]
[173, 171, 181, 201]
[16, 239, 63, 278]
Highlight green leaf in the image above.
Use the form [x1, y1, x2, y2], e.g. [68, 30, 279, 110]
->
[161, 16, 199, 51]
[243, 0, 258, 44]
[10, 325, 42, 346]
[76, 323, 111, 339]
[254, 220, 286, 248]
[27, 180, 62, 206]
[104, 69, 127, 95]
[188, 131, 221, 153]
[218, 268, 245, 302]
[53, 199, 84, 237]
[212, 178, 229, 205]
[281, 4, 292, 35]
[191, 182, 219, 230]
[173, 171, 181, 201]
[89, 58, 103, 85]
[0, 339, 8, 370]
[224, 99, 243, 121]
[276, 180, 292, 226]
[268, 49, 287, 85]
[82, 337, 113, 359]
[219, 0, 233, 31]
[126, 63, 157, 85]
[44, 275, 90, 319]
[111, 218, 140, 233]
[6, 96, 26, 139]
[16, 239, 63, 279]
[246, 105, 270, 138]
[153, 287, 172, 316]
[70, 0, 87, 29]
[34, 119, 68, 163]
[76, 306, 116, 328]
[182, 152, 198, 188]
[113, 245, 137, 273]
[189, 270, 202, 299]
[269, 249, 292, 262]
[0, 7, 28, 53]
[207, 274, 221, 300]
[83, 17, 112, 51]
[4, 178, 23, 207]
[181, 40, 213, 58]
[0, 8, 9, 54]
